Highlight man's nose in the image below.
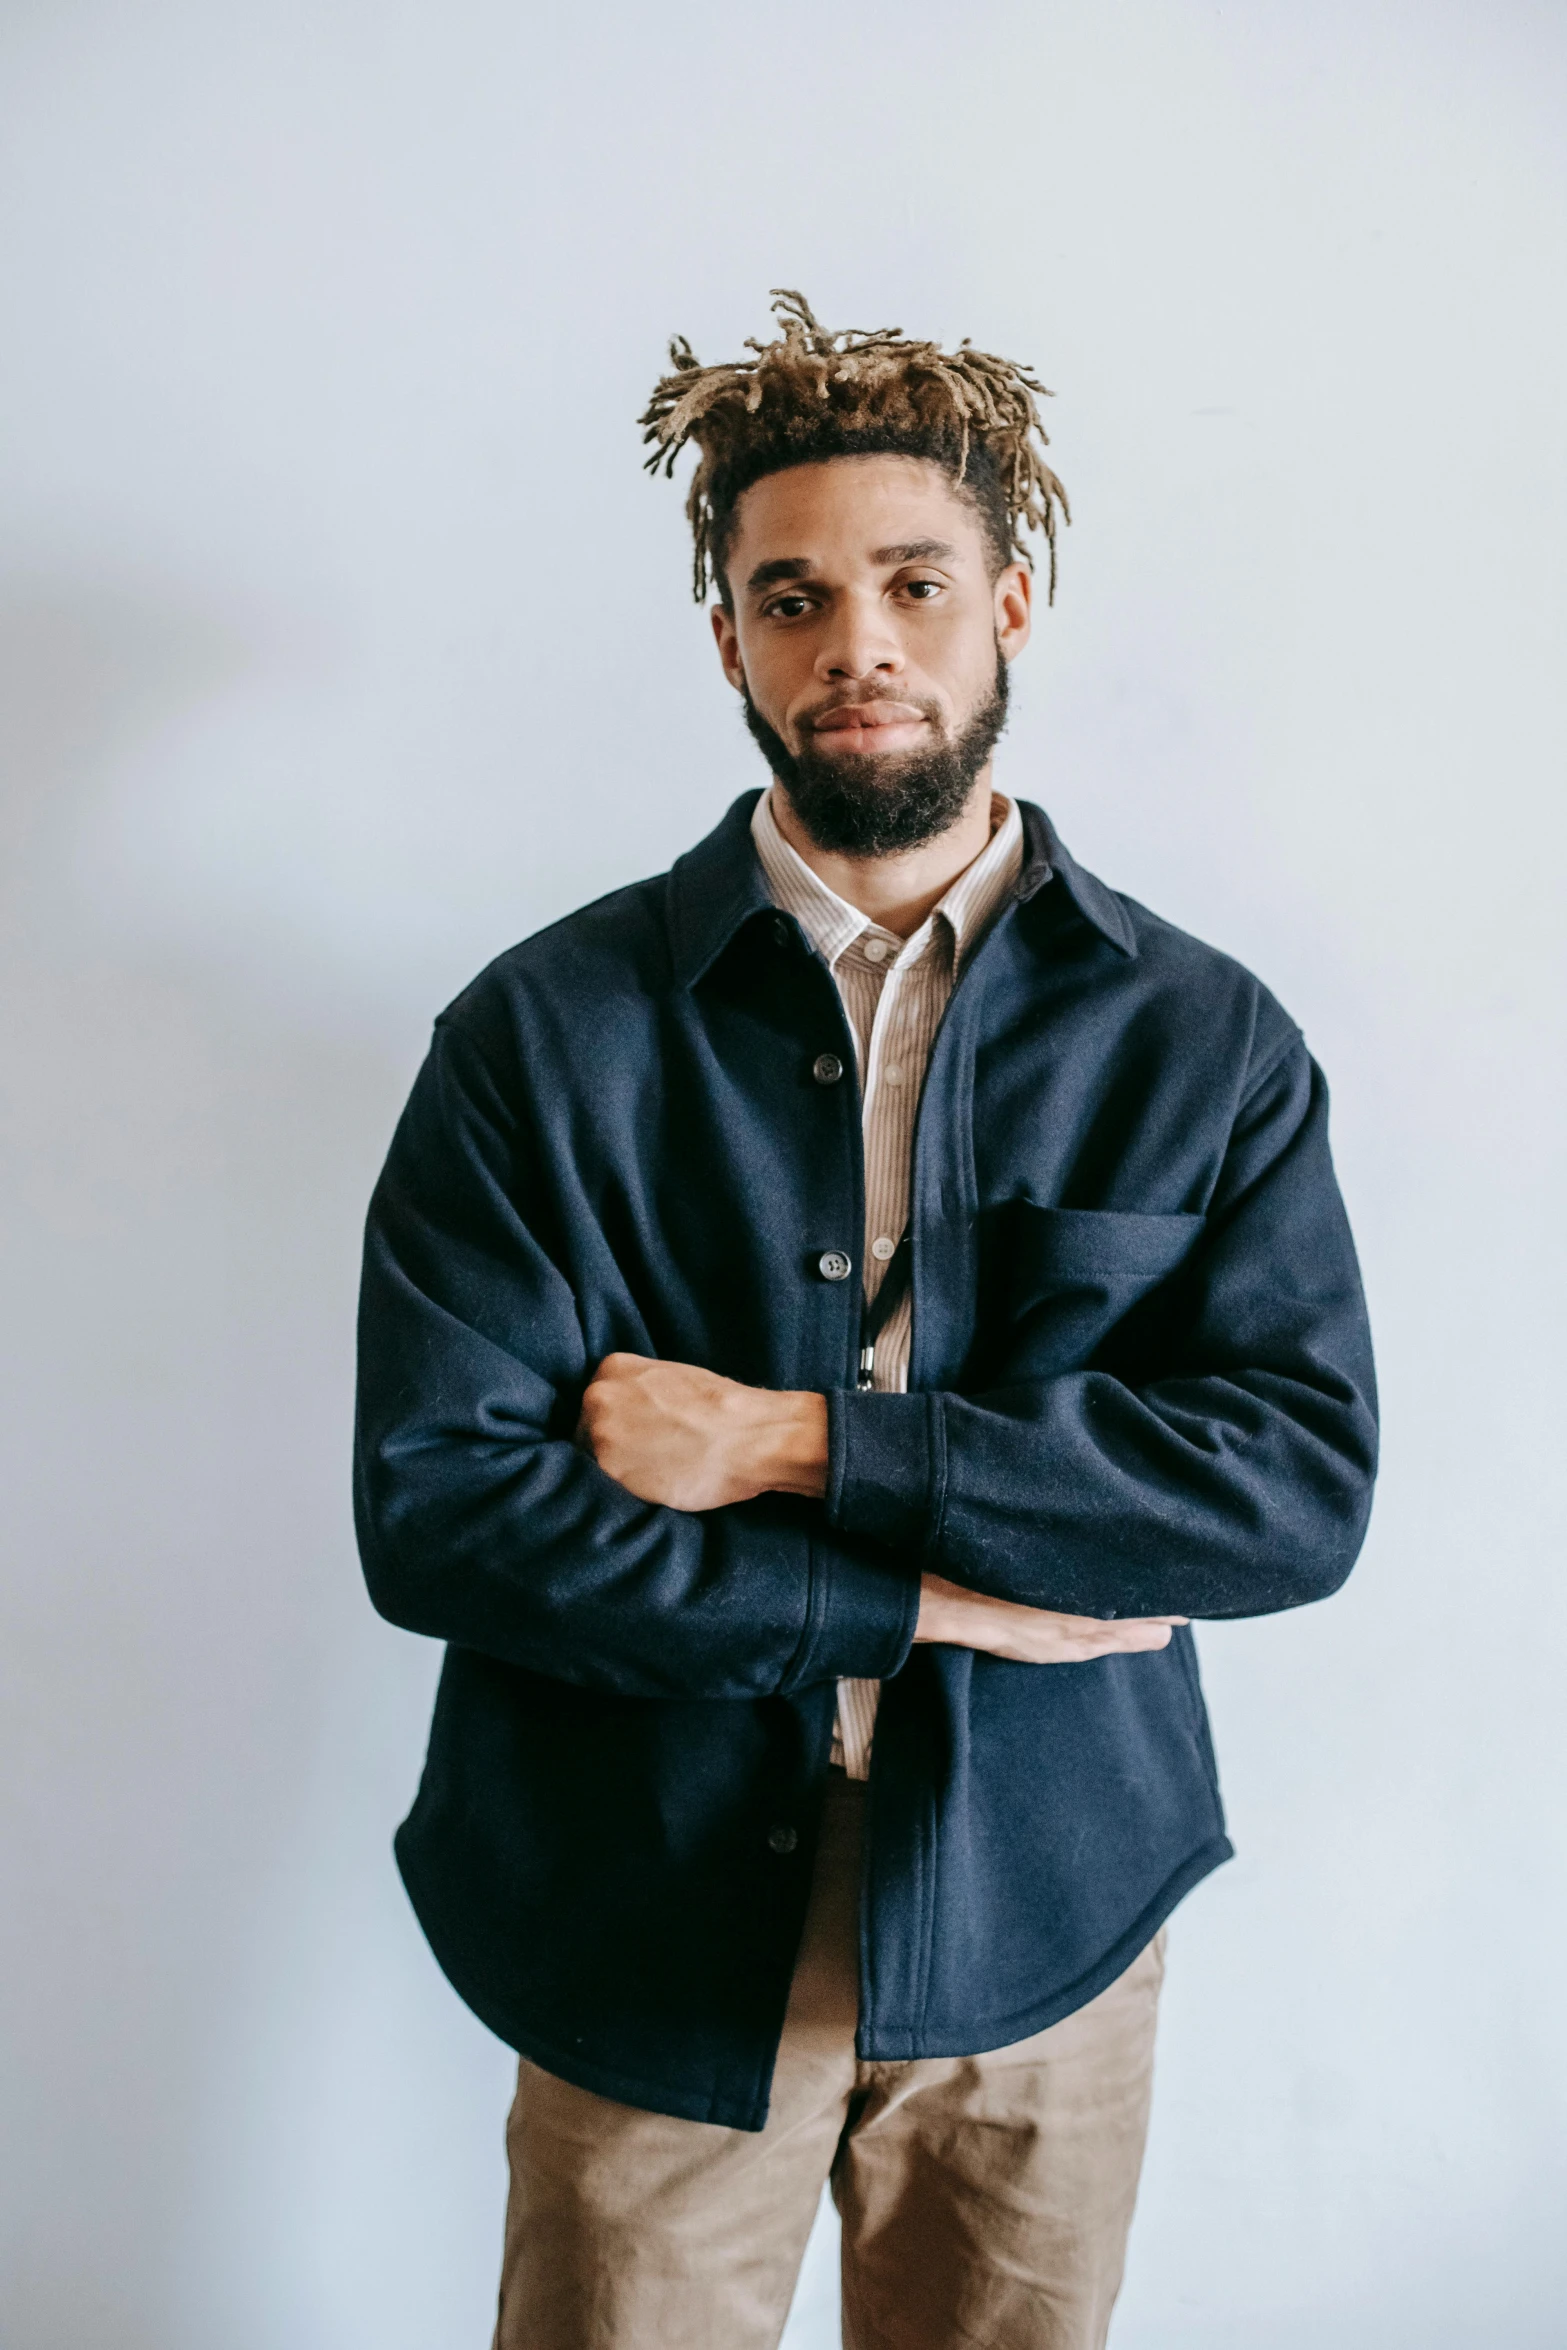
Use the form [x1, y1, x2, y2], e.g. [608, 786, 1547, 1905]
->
[815, 592, 904, 684]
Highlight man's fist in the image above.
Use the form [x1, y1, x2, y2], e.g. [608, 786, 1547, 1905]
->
[577, 1353, 829, 1511]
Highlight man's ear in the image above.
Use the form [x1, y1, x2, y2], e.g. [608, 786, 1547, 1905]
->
[994, 562, 1032, 663]
[710, 602, 747, 694]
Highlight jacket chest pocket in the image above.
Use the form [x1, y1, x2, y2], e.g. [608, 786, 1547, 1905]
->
[970, 1202, 1206, 1383]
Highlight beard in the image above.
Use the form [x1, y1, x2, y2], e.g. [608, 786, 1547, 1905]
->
[742, 651, 1010, 858]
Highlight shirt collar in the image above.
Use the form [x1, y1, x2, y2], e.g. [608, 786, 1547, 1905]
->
[750, 786, 1025, 975]
[666, 789, 1137, 987]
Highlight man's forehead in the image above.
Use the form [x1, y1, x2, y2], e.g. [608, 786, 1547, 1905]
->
[733, 457, 983, 576]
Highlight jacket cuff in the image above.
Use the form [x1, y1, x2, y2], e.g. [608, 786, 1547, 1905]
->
[783, 1529, 921, 1690]
[825, 1388, 943, 1550]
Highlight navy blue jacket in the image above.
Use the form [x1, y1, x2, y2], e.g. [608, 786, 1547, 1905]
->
[354, 792, 1377, 2129]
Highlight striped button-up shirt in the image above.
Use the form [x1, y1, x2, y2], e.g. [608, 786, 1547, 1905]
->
[751, 785, 1026, 1777]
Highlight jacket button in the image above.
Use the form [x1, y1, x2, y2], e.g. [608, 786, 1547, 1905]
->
[812, 1052, 844, 1086]
[817, 1250, 853, 1282]
[767, 1824, 798, 1854]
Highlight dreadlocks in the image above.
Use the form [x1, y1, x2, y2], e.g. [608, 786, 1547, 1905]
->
[639, 290, 1070, 606]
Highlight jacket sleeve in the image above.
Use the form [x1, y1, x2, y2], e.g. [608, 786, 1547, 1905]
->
[354, 1017, 919, 1698]
[824, 1035, 1378, 1620]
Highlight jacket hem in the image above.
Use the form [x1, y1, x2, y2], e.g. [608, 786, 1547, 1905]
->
[856, 1833, 1234, 2061]
[507, 2018, 772, 2133]
[394, 1837, 775, 2131]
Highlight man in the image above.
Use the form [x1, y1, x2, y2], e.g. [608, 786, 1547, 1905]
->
[355, 291, 1377, 2349]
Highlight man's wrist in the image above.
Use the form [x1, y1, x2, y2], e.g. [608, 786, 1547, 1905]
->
[913, 1571, 968, 1645]
[740, 1388, 828, 1500]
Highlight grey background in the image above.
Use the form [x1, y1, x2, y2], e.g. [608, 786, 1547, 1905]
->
[2, 2, 1564, 2344]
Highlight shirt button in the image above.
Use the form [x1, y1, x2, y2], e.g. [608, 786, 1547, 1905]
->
[812, 1052, 844, 1086]
[884, 1064, 905, 1087]
[817, 1250, 853, 1282]
[767, 1824, 798, 1855]
[862, 937, 890, 963]
[871, 1235, 898, 1261]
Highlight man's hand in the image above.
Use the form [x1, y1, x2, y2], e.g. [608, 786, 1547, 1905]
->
[914, 1572, 1185, 1662]
[578, 1353, 829, 1511]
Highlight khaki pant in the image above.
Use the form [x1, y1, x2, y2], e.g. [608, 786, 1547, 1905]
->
[494, 1775, 1164, 2350]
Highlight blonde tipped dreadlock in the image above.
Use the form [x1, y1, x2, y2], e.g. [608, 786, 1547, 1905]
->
[639, 289, 1070, 604]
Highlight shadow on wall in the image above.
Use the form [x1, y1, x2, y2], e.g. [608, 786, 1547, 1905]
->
[0, 576, 474, 2349]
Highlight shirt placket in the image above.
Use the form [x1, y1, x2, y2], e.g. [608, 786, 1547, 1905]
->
[857, 928, 931, 1319]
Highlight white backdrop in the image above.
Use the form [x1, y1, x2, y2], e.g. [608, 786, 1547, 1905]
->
[2, 3, 1564, 2343]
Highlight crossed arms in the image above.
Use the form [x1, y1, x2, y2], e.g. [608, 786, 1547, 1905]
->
[355, 1015, 1376, 1700]
[578, 1352, 1184, 1665]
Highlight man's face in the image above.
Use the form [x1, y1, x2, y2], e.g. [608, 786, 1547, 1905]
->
[711, 455, 1032, 855]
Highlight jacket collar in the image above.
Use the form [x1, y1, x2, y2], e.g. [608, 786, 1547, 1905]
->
[1019, 801, 1138, 955]
[667, 789, 1136, 987]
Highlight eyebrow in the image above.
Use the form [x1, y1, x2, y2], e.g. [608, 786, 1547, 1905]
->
[873, 539, 956, 565]
[745, 557, 813, 591]
[745, 539, 957, 593]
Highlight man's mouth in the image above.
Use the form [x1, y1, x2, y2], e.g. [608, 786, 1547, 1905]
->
[811, 701, 930, 750]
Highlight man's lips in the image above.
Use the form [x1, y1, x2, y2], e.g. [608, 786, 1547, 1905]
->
[812, 701, 927, 734]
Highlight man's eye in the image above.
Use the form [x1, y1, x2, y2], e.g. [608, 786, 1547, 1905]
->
[903, 579, 944, 600]
[765, 594, 814, 619]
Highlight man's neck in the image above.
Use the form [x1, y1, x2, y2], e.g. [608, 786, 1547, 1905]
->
[768, 769, 998, 939]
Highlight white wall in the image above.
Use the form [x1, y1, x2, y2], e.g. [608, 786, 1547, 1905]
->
[1, 3, 1563, 2342]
